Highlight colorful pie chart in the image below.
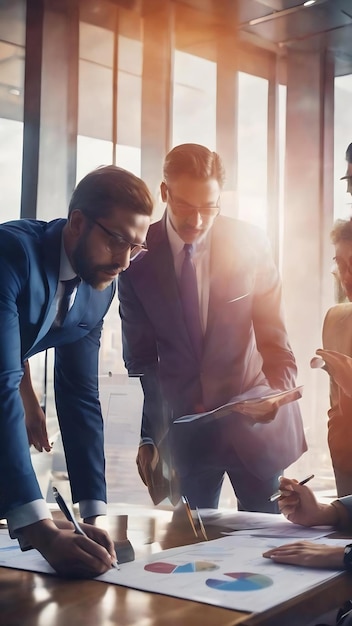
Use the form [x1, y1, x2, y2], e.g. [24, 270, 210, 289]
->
[144, 561, 219, 574]
[206, 571, 273, 591]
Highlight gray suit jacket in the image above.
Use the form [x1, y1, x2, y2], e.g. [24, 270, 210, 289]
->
[118, 215, 307, 479]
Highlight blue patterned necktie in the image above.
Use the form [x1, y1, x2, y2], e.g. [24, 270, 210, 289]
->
[179, 243, 203, 360]
[56, 276, 80, 326]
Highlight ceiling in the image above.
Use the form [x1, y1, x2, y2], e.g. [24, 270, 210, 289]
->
[171, 0, 352, 75]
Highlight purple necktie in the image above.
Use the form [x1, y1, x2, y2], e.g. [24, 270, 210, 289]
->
[179, 244, 203, 360]
[56, 277, 80, 326]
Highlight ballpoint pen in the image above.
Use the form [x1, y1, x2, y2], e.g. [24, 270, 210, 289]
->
[181, 495, 198, 537]
[268, 474, 314, 502]
[52, 486, 119, 570]
[196, 507, 208, 541]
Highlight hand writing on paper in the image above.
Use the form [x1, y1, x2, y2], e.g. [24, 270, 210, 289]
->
[20, 519, 117, 579]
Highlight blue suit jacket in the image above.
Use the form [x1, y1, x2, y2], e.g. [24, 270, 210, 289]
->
[118, 215, 307, 479]
[0, 219, 115, 517]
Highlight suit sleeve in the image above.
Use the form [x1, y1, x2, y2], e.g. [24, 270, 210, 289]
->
[338, 495, 352, 522]
[251, 230, 298, 390]
[118, 271, 165, 445]
[0, 237, 43, 517]
[53, 279, 116, 508]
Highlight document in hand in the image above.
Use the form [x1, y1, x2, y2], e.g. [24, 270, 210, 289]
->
[173, 385, 303, 424]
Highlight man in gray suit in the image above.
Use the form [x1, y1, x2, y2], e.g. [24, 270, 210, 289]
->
[118, 143, 306, 511]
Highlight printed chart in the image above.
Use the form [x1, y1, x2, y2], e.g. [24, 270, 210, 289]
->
[145, 561, 219, 574]
[0, 530, 346, 614]
[206, 571, 273, 591]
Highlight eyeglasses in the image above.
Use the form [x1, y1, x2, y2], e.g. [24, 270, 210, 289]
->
[166, 186, 220, 218]
[88, 217, 147, 259]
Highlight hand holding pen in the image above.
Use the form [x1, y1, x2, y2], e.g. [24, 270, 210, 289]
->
[53, 486, 119, 572]
[269, 475, 335, 528]
[269, 474, 314, 502]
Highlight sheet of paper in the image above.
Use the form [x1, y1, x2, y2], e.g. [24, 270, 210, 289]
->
[0, 530, 343, 614]
[173, 385, 303, 423]
[225, 526, 331, 539]
[194, 509, 333, 538]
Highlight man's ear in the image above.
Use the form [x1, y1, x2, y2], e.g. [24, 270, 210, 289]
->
[68, 209, 86, 237]
[160, 181, 167, 203]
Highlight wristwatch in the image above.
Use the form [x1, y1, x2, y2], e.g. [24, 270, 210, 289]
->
[343, 544, 352, 572]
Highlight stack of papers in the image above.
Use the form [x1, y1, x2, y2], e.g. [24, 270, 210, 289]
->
[173, 386, 303, 423]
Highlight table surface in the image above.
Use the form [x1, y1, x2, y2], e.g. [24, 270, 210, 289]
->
[1, 507, 351, 626]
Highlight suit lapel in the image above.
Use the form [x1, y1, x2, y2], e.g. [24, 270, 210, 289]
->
[30, 220, 63, 350]
[147, 216, 194, 353]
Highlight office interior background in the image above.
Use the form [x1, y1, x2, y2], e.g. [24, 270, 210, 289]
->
[1, 0, 352, 507]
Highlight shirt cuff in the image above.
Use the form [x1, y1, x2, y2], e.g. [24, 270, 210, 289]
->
[7, 499, 53, 550]
[79, 500, 106, 520]
[139, 437, 155, 447]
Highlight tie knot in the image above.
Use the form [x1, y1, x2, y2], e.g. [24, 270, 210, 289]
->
[62, 276, 80, 296]
[183, 243, 194, 257]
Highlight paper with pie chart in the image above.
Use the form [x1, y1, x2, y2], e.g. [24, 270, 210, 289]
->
[206, 571, 273, 591]
[98, 535, 344, 613]
[145, 560, 219, 574]
[0, 529, 345, 614]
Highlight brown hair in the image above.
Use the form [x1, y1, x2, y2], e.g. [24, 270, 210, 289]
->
[163, 144, 226, 187]
[330, 218, 352, 244]
[68, 165, 154, 219]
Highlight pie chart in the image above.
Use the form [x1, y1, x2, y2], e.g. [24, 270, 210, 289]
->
[206, 571, 273, 591]
[144, 561, 219, 574]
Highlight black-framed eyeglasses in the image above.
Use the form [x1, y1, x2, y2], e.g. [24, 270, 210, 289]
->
[88, 217, 148, 259]
[165, 186, 220, 218]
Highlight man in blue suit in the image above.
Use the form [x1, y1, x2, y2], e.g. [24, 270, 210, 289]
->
[0, 165, 153, 578]
[118, 143, 307, 512]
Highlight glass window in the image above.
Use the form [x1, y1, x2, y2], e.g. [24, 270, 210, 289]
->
[172, 50, 216, 149]
[116, 35, 142, 175]
[0, 118, 23, 221]
[0, 33, 25, 220]
[334, 74, 352, 219]
[76, 136, 113, 182]
[237, 72, 268, 231]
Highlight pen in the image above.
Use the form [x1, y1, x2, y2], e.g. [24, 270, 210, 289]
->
[196, 507, 208, 541]
[268, 473, 315, 502]
[52, 486, 119, 570]
[181, 495, 198, 537]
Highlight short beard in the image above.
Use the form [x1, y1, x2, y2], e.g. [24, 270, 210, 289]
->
[71, 231, 102, 289]
[71, 230, 119, 290]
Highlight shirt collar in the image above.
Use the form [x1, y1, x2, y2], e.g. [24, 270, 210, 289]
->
[59, 234, 77, 281]
[166, 213, 210, 256]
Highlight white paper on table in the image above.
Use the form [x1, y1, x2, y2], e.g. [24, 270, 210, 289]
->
[224, 525, 332, 540]
[193, 510, 333, 539]
[0, 530, 344, 614]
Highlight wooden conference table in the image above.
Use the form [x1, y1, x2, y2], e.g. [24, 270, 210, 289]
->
[1, 506, 352, 626]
